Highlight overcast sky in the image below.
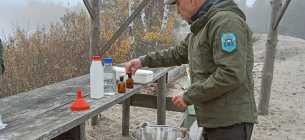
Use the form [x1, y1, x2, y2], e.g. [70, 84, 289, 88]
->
[0, 0, 256, 40]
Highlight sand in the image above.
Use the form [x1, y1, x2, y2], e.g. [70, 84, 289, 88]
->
[251, 34, 305, 140]
[85, 34, 305, 140]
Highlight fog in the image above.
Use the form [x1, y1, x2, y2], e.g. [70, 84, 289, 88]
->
[14, 0, 305, 42]
[0, 0, 84, 40]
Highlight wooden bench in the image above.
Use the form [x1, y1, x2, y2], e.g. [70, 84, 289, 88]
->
[0, 65, 186, 140]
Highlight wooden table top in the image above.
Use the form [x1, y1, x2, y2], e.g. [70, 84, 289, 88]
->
[0, 65, 172, 140]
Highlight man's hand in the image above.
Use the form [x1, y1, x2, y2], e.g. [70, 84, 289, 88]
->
[172, 92, 188, 109]
[125, 58, 142, 75]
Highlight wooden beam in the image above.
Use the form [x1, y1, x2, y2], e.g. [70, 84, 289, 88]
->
[82, 0, 95, 20]
[157, 74, 166, 125]
[100, 0, 151, 56]
[273, 0, 291, 31]
[118, 94, 186, 112]
[90, 0, 101, 126]
[258, 0, 282, 115]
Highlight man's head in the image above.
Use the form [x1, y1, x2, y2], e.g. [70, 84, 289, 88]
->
[164, 0, 206, 24]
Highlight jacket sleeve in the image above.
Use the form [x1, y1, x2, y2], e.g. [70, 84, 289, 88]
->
[184, 21, 249, 105]
[0, 39, 4, 76]
[139, 34, 190, 68]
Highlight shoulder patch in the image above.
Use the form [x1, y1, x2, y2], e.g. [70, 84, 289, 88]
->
[221, 32, 236, 53]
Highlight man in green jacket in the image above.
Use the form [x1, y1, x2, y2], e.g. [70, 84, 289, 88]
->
[0, 39, 4, 77]
[125, 0, 258, 139]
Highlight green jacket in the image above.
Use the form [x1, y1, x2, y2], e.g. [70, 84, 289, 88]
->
[0, 39, 4, 77]
[139, 0, 258, 128]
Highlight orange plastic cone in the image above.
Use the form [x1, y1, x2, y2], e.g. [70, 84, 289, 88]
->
[70, 90, 90, 111]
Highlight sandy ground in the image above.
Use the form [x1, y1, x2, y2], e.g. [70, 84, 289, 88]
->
[85, 34, 305, 140]
[251, 34, 305, 140]
[85, 76, 188, 140]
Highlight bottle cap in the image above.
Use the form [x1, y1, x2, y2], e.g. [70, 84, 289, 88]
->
[70, 90, 90, 111]
[104, 58, 113, 63]
[93, 56, 100, 61]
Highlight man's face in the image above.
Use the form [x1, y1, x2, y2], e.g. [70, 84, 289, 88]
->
[175, 0, 196, 24]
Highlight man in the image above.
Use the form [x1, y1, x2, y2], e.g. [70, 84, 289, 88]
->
[125, 0, 258, 139]
[0, 39, 4, 77]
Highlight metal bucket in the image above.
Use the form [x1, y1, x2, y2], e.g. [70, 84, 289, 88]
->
[130, 125, 189, 140]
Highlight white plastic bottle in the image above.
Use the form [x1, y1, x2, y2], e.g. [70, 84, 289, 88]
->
[90, 56, 104, 98]
[103, 58, 116, 95]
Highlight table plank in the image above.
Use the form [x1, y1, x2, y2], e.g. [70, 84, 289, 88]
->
[0, 67, 172, 140]
[0, 75, 90, 125]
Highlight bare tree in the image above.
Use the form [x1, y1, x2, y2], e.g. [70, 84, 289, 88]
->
[258, 0, 291, 115]
[160, 2, 170, 34]
[129, 0, 136, 59]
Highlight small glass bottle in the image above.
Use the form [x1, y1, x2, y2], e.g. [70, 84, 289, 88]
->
[126, 72, 134, 88]
[118, 74, 126, 93]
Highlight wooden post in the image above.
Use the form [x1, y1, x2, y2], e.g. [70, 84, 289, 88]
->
[122, 97, 131, 136]
[89, 0, 101, 59]
[89, 0, 101, 125]
[122, 2, 136, 134]
[258, 0, 282, 115]
[82, 0, 95, 19]
[157, 74, 166, 125]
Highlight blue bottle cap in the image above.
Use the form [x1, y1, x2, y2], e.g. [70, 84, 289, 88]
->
[104, 58, 113, 63]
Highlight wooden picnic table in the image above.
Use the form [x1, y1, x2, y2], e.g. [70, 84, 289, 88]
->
[0, 64, 179, 140]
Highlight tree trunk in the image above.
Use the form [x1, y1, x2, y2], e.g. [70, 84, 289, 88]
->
[155, 0, 170, 48]
[148, 1, 154, 29]
[258, 0, 282, 115]
[160, 2, 169, 34]
[142, 7, 151, 48]
[141, 11, 147, 33]
[129, 0, 136, 59]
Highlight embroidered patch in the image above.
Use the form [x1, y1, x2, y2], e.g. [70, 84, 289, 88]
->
[221, 32, 236, 53]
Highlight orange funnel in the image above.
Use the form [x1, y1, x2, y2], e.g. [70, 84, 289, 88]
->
[70, 90, 90, 111]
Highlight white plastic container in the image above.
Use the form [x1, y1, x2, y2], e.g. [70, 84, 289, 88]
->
[90, 56, 104, 98]
[0, 114, 7, 130]
[113, 66, 153, 84]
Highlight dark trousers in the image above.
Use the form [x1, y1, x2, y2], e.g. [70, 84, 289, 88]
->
[202, 123, 254, 140]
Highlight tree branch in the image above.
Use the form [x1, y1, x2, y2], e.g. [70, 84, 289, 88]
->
[273, 0, 291, 31]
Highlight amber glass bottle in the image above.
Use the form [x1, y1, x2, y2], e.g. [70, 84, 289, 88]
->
[118, 75, 126, 93]
[126, 72, 134, 88]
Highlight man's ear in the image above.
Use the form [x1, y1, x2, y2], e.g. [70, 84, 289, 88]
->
[190, 0, 196, 6]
